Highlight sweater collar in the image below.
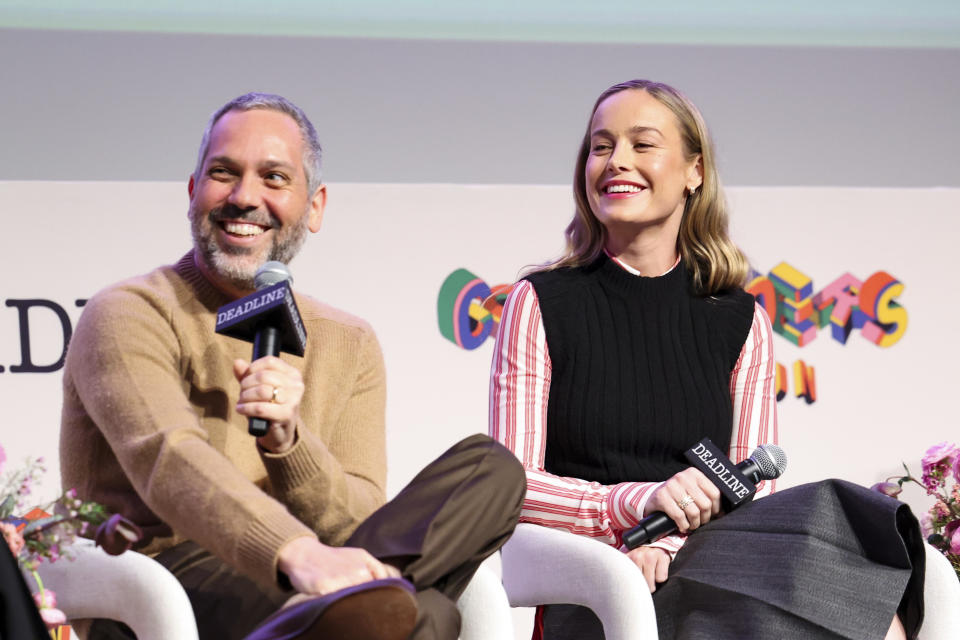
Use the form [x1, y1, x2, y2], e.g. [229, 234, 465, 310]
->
[590, 251, 691, 298]
[173, 251, 235, 311]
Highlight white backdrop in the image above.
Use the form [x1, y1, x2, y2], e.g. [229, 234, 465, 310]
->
[1, 181, 957, 634]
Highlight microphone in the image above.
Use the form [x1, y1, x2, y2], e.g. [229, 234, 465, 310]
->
[214, 261, 308, 436]
[623, 440, 787, 549]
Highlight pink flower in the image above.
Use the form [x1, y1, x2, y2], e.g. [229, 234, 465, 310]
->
[33, 589, 67, 630]
[921, 442, 959, 475]
[870, 482, 903, 498]
[0, 444, 6, 474]
[1, 522, 25, 557]
[934, 501, 951, 519]
[950, 524, 960, 555]
[920, 473, 940, 495]
[33, 589, 58, 609]
[32, 589, 66, 628]
[38, 606, 67, 629]
[954, 456, 960, 485]
[920, 512, 934, 537]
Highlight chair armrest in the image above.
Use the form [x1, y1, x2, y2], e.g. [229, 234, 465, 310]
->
[919, 541, 960, 640]
[457, 560, 513, 640]
[26, 539, 198, 640]
[501, 523, 658, 640]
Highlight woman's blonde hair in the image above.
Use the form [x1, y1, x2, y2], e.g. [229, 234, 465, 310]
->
[541, 79, 749, 295]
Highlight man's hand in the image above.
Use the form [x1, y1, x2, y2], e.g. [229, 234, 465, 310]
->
[644, 467, 722, 534]
[277, 537, 401, 596]
[625, 546, 671, 593]
[233, 356, 305, 453]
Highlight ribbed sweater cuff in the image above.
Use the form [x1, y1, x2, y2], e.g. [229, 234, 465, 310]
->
[259, 427, 331, 493]
[237, 511, 316, 588]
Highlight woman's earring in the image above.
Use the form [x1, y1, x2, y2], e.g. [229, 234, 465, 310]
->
[688, 186, 697, 197]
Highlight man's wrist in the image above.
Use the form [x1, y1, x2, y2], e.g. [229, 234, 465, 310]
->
[257, 425, 299, 454]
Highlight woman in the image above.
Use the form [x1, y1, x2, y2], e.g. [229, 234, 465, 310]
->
[489, 80, 922, 640]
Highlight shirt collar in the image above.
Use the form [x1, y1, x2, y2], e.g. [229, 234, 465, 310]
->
[604, 249, 682, 278]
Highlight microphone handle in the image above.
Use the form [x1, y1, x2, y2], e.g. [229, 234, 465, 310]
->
[623, 457, 759, 549]
[249, 325, 281, 436]
[622, 512, 674, 550]
[737, 458, 762, 485]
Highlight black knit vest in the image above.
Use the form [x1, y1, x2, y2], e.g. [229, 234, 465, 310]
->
[525, 255, 755, 485]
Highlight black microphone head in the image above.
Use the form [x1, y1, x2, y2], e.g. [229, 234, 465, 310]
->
[750, 444, 788, 480]
[255, 261, 292, 290]
[216, 261, 306, 357]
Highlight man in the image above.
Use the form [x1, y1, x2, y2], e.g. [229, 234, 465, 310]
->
[60, 93, 524, 639]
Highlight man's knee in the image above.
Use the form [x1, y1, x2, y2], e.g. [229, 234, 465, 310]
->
[411, 588, 461, 640]
[452, 435, 525, 499]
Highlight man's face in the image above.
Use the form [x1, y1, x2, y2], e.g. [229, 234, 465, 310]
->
[188, 108, 325, 295]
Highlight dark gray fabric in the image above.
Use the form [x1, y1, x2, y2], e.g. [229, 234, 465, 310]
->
[541, 603, 605, 639]
[541, 480, 924, 640]
[654, 480, 924, 640]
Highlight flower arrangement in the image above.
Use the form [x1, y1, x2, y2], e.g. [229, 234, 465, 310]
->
[873, 441, 960, 581]
[1, 445, 142, 631]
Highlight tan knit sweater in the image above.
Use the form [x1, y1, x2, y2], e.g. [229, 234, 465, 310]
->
[60, 253, 387, 588]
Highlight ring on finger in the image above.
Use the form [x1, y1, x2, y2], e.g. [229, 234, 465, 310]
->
[676, 494, 695, 510]
[271, 386, 284, 404]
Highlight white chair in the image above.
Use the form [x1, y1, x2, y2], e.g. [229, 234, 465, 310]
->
[501, 523, 657, 639]
[26, 538, 199, 640]
[501, 523, 960, 640]
[28, 538, 510, 640]
[457, 560, 514, 640]
[920, 542, 960, 640]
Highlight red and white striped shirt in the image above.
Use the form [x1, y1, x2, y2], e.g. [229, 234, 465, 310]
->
[488, 261, 778, 557]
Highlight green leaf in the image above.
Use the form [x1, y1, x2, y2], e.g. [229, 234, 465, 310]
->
[22, 515, 66, 536]
[77, 501, 108, 523]
[0, 494, 15, 519]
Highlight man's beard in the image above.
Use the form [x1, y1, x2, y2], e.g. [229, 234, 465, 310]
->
[190, 203, 309, 292]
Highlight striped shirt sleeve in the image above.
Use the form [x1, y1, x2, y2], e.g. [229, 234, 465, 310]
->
[489, 282, 779, 552]
[728, 301, 779, 499]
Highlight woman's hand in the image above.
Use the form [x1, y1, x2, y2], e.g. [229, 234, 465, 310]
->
[644, 467, 722, 533]
[625, 546, 671, 593]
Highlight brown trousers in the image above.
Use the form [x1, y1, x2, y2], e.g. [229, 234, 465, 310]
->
[89, 434, 524, 640]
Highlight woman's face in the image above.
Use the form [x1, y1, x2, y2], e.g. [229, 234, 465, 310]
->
[584, 89, 701, 237]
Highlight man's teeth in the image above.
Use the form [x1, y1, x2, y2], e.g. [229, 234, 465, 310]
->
[606, 184, 644, 193]
[223, 222, 265, 236]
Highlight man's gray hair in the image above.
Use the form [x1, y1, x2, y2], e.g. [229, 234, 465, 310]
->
[193, 92, 323, 193]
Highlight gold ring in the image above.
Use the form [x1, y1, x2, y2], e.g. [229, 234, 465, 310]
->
[271, 386, 283, 404]
[676, 494, 695, 510]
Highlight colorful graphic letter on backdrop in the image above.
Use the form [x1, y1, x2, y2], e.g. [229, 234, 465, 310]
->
[437, 269, 514, 350]
[746, 262, 907, 348]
